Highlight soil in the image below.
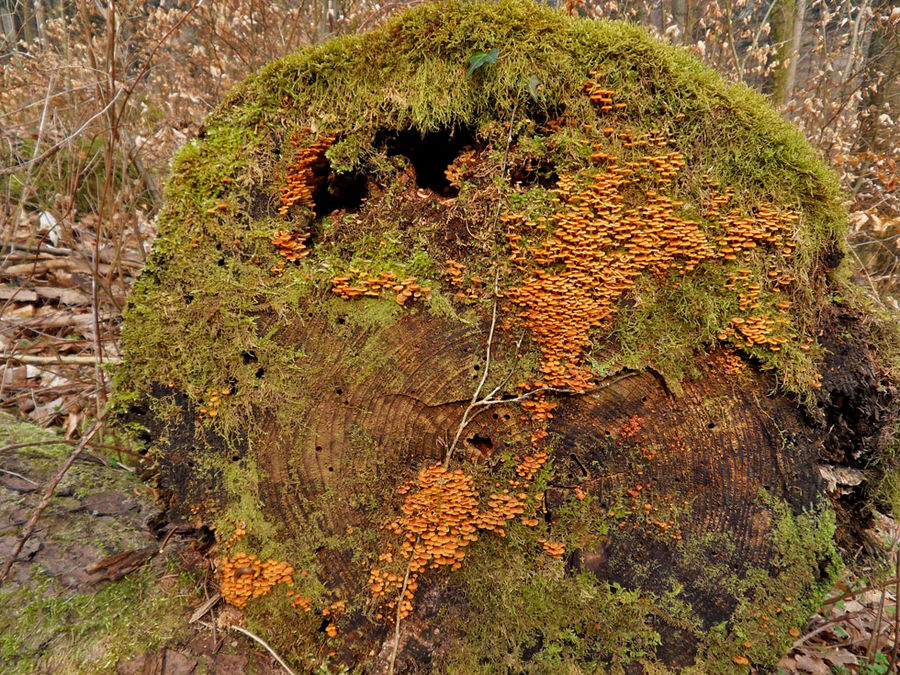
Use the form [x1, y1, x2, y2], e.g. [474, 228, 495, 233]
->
[0, 412, 282, 675]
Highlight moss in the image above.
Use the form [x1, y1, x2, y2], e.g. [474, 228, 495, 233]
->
[0, 413, 203, 674]
[694, 495, 840, 671]
[113, 0, 866, 669]
[448, 548, 660, 672]
[0, 563, 201, 675]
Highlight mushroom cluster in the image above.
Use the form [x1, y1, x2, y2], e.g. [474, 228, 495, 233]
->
[538, 538, 565, 559]
[271, 229, 310, 261]
[619, 414, 644, 440]
[444, 148, 477, 189]
[329, 270, 429, 305]
[278, 131, 337, 216]
[443, 259, 465, 286]
[715, 348, 747, 376]
[582, 75, 625, 112]
[717, 206, 797, 261]
[198, 387, 231, 419]
[616, 479, 684, 542]
[504, 148, 714, 395]
[370, 457, 548, 621]
[218, 551, 295, 609]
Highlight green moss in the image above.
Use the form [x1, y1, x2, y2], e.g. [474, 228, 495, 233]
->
[0, 564, 200, 674]
[112, 1, 864, 669]
[0, 413, 203, 674]
[448, 548, 660, 672]
[695, 495, 840, 671]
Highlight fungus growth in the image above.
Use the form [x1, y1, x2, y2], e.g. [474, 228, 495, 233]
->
[117, 1, 898, 671]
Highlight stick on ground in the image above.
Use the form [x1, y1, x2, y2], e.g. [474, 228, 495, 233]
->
[0, 417, 105, 584]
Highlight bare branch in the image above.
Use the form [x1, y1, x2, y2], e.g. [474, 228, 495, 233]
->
[229, 625, 297, 675]
[0, 417, 105, 585]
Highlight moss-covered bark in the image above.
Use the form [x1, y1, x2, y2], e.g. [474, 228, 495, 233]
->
[114, 1, 898, 671]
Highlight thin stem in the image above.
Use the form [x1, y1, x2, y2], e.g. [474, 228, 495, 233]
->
[443, 294, 498, 468]
[387, 556, 414, 675]
[0, 417, 105, 584]
[229, 625, 296, 675]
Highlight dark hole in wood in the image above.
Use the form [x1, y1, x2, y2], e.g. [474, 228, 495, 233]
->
[466, 433, 493, 454]
[376, 126, 476, 197]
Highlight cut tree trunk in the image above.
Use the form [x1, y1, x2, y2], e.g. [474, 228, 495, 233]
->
[117, 1, 899, 672]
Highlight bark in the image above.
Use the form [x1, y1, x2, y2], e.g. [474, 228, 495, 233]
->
[783, 0, 807, 104]
[771, 0, 796, 106]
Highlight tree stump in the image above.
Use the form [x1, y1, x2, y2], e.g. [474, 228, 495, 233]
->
[117, 1, 899, 671]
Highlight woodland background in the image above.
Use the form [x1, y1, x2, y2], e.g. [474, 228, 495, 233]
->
[0, 0, 898, 671]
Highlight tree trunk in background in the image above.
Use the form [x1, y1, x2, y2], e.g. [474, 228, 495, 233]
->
[783, 0, 807, 104]
[771, 0, 795, 106]
[672, 0, 687, 40]
[855, 3, 900, 156]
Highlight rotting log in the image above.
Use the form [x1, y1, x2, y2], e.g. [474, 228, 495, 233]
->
[115, 1, 899, 672]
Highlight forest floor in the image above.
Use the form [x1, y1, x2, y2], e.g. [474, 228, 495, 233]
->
[1, 215, 900, 673]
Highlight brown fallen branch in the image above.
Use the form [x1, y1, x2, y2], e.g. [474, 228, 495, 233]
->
[0, 439, 75, 454]
[85, 545, 157, 583]
[2, 354, 122, 365]
[229, 625, 297, 675]
[2, 310, 114, 330]
[0, 417, 105, 585]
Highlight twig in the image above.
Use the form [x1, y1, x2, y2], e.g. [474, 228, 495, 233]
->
[868, 586, 888, 662]
[823, 578, 900, 606]
[476, 372, 639, 408]
[892, 550, 900, 670]
[388, 556, 414, 675]
[443, 285, 499, 469]
[1, 75, 54, 261]
[1, 354, 121, 365]
[229, 624, 297, 675]
[442, 98, 520, 468]
[0, 89, 123, 177]
[158, 526, 178, 553]
[0, 468, 37, 485]
[189, 592, 221, 624]
[0, 417, 104, 584]
[0, 439, 76, 454]
[849, 245, 888, 309]
[791, 610, 869, 649]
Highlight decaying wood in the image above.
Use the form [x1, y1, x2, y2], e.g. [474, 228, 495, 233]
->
[85, 545, 157, 583]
